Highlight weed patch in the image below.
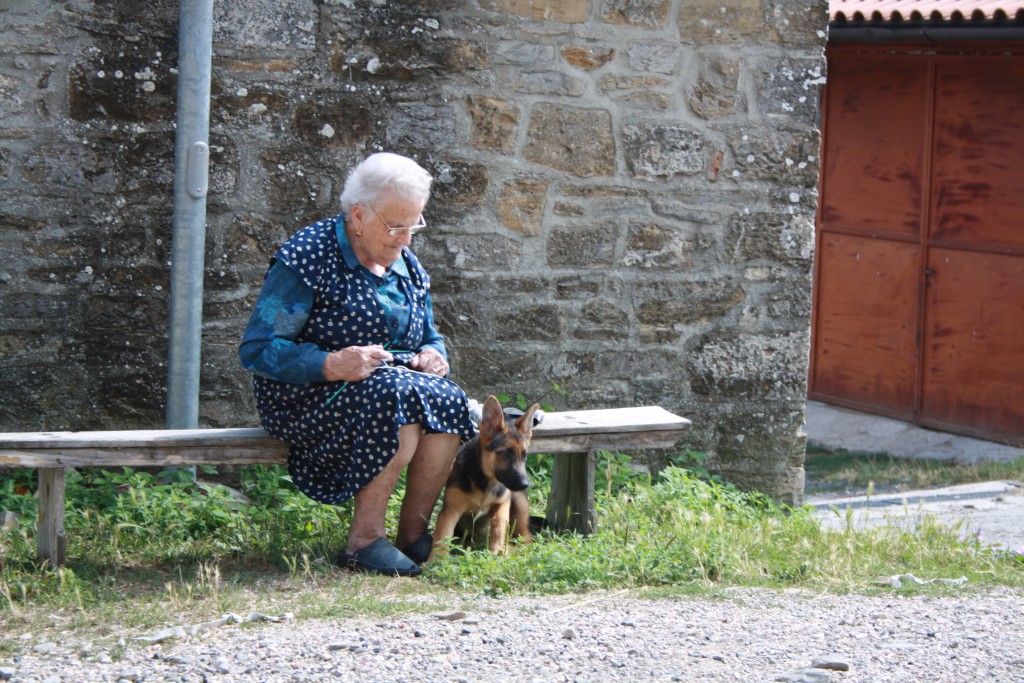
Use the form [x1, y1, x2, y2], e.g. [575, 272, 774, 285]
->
[2, 454, 1022, 642]
[805, 448, 1024, 495]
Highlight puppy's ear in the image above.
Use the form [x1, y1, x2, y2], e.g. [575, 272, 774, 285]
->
[480, 395, 506, 438]
[516, 403, 542, 438]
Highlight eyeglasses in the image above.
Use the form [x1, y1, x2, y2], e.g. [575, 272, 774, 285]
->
[368, 205, 427, 236]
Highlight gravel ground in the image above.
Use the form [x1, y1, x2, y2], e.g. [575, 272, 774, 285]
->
[4, 586, 1023, 683]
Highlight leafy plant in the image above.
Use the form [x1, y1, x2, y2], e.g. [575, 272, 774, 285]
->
[494, 378, 567, 414]
[597, 450, 650, 497]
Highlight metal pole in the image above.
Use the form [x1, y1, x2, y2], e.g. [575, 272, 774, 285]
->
[166, 0, 213, 430]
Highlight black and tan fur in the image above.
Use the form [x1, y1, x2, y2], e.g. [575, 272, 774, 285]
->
[429, 395, 540, 560]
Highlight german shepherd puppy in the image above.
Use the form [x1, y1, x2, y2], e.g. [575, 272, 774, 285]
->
[429, 395, 540, 560]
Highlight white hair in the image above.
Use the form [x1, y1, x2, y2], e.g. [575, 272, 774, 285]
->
[339, 152, 432, 213]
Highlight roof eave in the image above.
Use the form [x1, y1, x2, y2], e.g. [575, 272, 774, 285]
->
[829, 20, 1024, 41]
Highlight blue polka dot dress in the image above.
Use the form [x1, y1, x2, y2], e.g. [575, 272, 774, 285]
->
[251, 217, 476, 505]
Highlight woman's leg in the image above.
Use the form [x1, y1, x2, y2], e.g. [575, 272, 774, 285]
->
[346, 423, 421, 554]
[395, 432, 460, 549]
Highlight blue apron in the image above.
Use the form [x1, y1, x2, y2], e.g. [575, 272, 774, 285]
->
[252, 216, 475, 504]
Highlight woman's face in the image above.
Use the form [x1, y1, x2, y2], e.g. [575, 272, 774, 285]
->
[349, 194, 425, 270]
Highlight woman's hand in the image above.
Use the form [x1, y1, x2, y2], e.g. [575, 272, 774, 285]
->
[323, 345, 393, 382]
[409, 348, 449, 377]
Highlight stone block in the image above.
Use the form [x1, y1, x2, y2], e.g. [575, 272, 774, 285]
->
[581, 348, 680, 381]
[769, 0, 829, 47]
[88, 354, 168, 429]
[650, 198, 726, 225]
[467, 96, 520, 152]
[689, 53, 744, 120]
[259, 147, 342, 215]
[497, 178, 548, 235]
[0, 147, 11, 182]
[562, 184, 647, 200]
[622, 121, 706, 179]
[0, 366, 56, 431]
[635, 279, 746, 342]
[524, 104, 615, 177]
[725, 210, 813, 264]
[768, 286, 812, 320]
[572, 300, 629, 340]
[686, 330, 810, 399]
[553, 202, 585, 217]
[497, 43, 558, 66]
[430, 233, 523, 271]
[217, 57, 304, 74]
[0, 334, 29, 356]
[561, 46, 616, 70]
[709, 408, 805, 505]
[325, 3, 487, 79]
[555, 276, 602, 298]
[21, 140, 115, 194]
[386, 102, 458, 152]
[489, 276, 552, 297]
[478, 0, 589, 23]
[598, 75, 672, 110]
[494, 303, 566, 341]
[366, 38, 489, 79]
[109, 132, 175, 198]
[66, 0, 179, 41]
[1, 294, 73, 331]
[600, 0, 671, 27]
[598, 74, 669, 92]
[620, 91, 673, 111]
[439, 39, 491, 72]
[626, 42, 680, 74]
[222, 214, 292, 269]
[753, 54, 824, 127]
[0, 73, 26, 122]
[547, 224, 618, 268]
[423, 158, 490, 216]
[433, 298, 483, 340]
[728, 128, 819, 187]
[214, 0, 317, 51]
[678, 0, 765, 45]
[512, 71, 586, 97]
[68, 44, 176, 123]
[448, 344, 550, 395]
[292, 96, 375, 148]
[622, 221, 695, 269]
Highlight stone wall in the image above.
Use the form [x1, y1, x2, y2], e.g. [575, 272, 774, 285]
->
[0, 0, 827, 504]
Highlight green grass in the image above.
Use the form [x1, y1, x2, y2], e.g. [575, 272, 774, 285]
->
[805, 446, 1024, 495]
[1, 452, 1022, 652]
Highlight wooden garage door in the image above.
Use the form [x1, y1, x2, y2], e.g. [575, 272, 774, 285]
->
[811, 45, 1024, 446]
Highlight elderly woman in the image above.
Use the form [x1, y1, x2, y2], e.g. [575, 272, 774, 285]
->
[240, 152, 475, 577]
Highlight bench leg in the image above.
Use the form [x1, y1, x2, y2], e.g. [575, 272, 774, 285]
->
[37, 468, 67, 567]
[545, 451, 596, 535]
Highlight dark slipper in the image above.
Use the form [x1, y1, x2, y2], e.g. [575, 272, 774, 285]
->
[401, 534, 433, 565]
[337, 538, 421, 577]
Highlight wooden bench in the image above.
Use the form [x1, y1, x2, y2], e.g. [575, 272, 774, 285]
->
[0, 406, 691, 567]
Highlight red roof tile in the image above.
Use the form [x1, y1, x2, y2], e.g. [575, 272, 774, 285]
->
[830, 0, 1024, 22]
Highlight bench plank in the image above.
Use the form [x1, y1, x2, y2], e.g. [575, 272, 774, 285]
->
[0, 407, 691, 468]
[0, 446, 287, 469]
[536, 406, 689, 435]
[0, 407, 688, 449]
